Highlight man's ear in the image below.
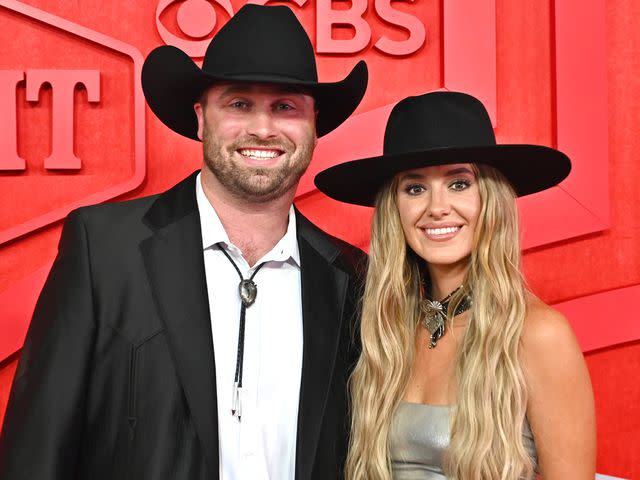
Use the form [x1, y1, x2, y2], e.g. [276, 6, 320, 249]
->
[194, 103, 205, 141]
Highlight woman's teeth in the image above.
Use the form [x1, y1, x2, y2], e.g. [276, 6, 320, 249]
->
[426, 226, 460, 235]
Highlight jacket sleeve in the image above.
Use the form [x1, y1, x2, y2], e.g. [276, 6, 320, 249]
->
[0, 209, 97, 479]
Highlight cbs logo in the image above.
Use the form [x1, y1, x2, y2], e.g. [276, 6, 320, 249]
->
[155, 0, 234, 58]
[156, 0, 426, 58]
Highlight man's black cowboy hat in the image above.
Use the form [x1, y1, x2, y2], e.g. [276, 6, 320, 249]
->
[314, 91, 571, 206]
[142, 4, 368, 140]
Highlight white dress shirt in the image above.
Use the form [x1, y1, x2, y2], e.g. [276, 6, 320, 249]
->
[196, 173, 303, 480]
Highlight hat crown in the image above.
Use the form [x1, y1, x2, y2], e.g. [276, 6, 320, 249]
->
[384, 92, 496, 156]
[202, 4, 318, 82]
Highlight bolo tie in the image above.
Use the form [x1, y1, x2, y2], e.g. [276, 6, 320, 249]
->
[217, 244, 266, 421]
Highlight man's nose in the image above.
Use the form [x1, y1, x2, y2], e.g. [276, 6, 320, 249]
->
[246, 109, 278, 139]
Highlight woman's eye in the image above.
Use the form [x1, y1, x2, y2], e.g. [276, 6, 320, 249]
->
[450, 179, 471, 191]
[405, 184, 425, 195]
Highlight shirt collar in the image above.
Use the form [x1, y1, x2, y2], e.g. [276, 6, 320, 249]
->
[196, 172, 300, 267]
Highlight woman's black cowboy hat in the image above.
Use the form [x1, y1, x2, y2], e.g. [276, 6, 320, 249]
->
[141, 4, 368, 140]
[314, 91, 571, 206]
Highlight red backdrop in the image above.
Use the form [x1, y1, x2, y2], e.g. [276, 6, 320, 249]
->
[0, 0, 638, 477]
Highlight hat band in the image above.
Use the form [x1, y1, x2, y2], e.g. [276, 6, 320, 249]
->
[204, 70, 317, 84]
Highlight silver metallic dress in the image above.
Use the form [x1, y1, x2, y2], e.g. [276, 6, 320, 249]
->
[389, 402, 538, 479]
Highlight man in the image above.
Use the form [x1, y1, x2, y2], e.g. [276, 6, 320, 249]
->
[0, 5, 367, 479]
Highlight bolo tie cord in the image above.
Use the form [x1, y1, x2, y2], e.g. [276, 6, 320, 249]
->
[217, 244, 266, 421]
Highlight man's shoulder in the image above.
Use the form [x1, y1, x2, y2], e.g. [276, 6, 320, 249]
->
[70, 193, 160, 231]
[322, 230, 366, 272]
[68, 173, 197, 234]
[295, 210, 366, 275]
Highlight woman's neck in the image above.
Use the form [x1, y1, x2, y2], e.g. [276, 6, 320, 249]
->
[427, 261, 469, 300]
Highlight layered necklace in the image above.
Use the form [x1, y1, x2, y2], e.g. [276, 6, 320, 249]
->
[420, 285, 472, 349]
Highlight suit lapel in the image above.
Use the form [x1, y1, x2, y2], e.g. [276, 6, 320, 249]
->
[295, 214, 350, 480]
[140, 173, 219, 479]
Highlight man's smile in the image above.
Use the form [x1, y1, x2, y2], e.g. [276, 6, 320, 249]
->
[237, 148, 284, 159]
[236, 147, 285, 165]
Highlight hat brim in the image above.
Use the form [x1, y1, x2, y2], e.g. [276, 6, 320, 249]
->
[314, 144, 571, 206]
[141, 45, 368, 140]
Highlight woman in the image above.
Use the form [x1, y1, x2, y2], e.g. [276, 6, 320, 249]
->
[315, 92, 596, 479]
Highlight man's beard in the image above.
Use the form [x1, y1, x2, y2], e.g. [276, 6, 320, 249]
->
[202, 124, 315, 203]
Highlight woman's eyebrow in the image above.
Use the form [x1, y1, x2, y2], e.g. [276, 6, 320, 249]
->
[398, 172, 425, 182]
[444, 167, 475, 177]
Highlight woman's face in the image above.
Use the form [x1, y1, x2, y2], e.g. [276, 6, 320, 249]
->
[395, 163, 482, 271]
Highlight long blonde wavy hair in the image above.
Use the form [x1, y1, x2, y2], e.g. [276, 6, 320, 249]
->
[346, 164, 534, 480]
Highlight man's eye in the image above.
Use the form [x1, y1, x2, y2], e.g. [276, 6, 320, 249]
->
[405, 184, 425, 195]
[230, 100, 248, 109]
[276, 103, 294, 111]
[450, 180, 471, 191]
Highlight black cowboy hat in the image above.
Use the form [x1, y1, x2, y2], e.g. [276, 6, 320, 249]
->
[314, 91, 571, 206]
[141, 3, 368, 140]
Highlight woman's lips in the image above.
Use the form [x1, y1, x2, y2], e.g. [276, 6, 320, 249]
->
[421, 225, 462, 242]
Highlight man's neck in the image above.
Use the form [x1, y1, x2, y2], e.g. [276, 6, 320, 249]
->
[200, 171, 295, 267]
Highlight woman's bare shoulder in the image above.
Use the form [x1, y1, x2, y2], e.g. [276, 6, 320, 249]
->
[519, 294, 588, 396]
[521, 294, 577, 354]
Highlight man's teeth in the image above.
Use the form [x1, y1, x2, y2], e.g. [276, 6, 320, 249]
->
[238, 149, 280, 159]
[426, 226, 460, 235]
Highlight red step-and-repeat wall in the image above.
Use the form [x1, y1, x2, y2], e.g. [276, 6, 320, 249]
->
[0, 0, 638, 477]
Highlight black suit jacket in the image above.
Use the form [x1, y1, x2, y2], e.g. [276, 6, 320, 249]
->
[0, 173, 365, 480]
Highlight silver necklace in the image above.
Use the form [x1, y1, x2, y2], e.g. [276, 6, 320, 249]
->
[421, 286, 472, 349]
